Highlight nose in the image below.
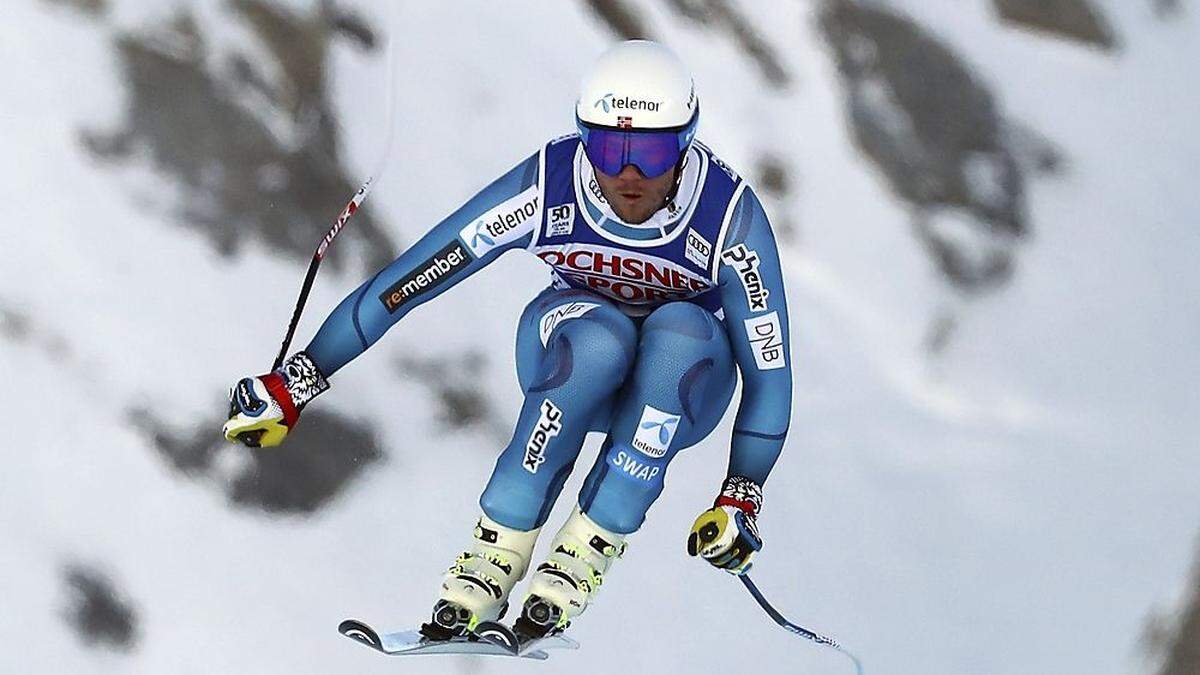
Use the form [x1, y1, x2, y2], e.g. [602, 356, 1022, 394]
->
[616, 164, 646, 181]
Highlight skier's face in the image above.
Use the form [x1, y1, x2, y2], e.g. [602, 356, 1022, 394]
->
[593, 163, 678, 225]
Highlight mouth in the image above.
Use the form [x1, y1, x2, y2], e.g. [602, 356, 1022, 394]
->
[618, 192, 642, 201]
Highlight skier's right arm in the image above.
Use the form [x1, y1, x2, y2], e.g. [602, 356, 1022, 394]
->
[223, 153, 542, 447]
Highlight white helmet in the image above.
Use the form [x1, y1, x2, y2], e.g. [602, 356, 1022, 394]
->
[575, 40, 698, 130]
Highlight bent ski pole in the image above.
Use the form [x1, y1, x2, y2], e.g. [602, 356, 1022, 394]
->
[271, 31, 398, 370]
[739, 573, 864, 675]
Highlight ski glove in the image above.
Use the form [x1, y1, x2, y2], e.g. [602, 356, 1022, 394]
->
[222, 351, 329, 448]
[687, 476, 763, 575]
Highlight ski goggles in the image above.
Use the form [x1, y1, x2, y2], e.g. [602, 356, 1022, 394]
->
[576, 109, 698, 178]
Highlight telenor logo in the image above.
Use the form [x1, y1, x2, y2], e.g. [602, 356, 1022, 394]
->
[458, 188, 540, 257]
[594, 92, 662, 113]
[631, 405, 681, 458]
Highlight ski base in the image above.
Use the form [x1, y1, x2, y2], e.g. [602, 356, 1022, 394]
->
[337, 618, 577, 660]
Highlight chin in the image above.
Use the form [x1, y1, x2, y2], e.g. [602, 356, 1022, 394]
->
[616, 204, 653, 224]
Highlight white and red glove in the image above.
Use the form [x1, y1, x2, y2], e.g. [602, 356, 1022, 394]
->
[687, 476, 764, 575]
[222, 351, 329, 448]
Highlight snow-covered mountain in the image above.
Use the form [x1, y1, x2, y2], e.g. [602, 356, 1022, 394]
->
[3, 1, 1198, 674]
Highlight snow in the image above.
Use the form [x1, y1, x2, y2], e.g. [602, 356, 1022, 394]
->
[2, 1, 1197, 674]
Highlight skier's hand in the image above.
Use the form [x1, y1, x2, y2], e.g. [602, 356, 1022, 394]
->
[222, 352, 329, 448]
[686, 476, 763, 575]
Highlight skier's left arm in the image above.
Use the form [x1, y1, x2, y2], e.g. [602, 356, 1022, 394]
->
[687, 187, 792, 574]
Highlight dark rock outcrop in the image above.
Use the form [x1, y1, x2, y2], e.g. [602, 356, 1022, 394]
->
[664, 0, 792, 88]
[1146, 538, 1200, 675]
[81, 3, 396, 273]
[819, 0, 1030, 291]
[993, 0, 1119, 50]
[396, 351, 510, 444]
[133, 407, 383, 515]
[583, 0, 654, 40]
[61, 564, 138, 652]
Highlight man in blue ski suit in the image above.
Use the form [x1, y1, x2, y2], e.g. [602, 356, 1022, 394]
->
[223, 40, 792, 641]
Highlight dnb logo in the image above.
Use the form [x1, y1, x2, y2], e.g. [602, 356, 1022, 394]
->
[632, 405, 681, 458]
[534, 244, 713, 306]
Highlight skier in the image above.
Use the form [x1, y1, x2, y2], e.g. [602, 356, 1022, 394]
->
[223, 39, 791, 645]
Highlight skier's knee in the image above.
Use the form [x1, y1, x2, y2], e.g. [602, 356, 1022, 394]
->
[548, 307, 637, 382]
[641, 302, 720, 344]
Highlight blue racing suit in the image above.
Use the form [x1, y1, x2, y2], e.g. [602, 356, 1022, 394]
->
[306, 135, 792, 534]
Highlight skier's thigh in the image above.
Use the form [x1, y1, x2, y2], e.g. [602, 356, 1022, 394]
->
[578, 301, 737, 534]
[513, 287, 636, 392]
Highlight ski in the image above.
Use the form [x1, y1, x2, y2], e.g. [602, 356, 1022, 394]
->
[337, 618, 576, 659]
[471, 619, 580, 657]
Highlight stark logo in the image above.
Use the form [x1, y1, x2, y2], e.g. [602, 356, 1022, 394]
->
[523, 399, 563, 474]
[743, 311, 785, 370]
[539, 301, 600, 347]
[548, 203, 575, 236]
[632, 405, 681, 458]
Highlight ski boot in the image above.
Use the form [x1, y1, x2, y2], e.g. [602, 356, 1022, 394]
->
[514, 506, 626, 642]
[420, 514, 540, 641]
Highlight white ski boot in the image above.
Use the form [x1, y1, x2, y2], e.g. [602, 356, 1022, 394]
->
[514, 507, 627, 641]
[421, 514, 540, 640]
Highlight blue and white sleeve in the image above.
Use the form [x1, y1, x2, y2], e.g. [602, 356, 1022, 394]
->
[304, 152, 542, 376]
[716, 187, 793, 487]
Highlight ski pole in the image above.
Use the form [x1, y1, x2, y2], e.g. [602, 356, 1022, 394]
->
[271, 28, 398, 370]
[738, 573, 864, 675]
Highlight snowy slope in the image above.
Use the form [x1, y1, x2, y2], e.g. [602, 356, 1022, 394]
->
[2, 1, 1198, 675]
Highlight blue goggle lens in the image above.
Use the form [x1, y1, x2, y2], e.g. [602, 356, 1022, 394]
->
[577, 116, 697, 178]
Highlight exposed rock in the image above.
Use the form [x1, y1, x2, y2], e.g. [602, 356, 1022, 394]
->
[1146, 537, 1200, 675]
[61, 564, 138, 652]
[818, 0, 1030, 292]
[756, 154, 791, 198]
[993, 0, 1119, 50]
[132, 407, 384, 515]
[80, 3, 396, 273]
[396, 351, 510, 444]
[1155, 0, 1184, 19]
[664, 0, 793, 88]
[41, 0, 108, 18]
[0, 305, 32, 343]
[583, 0, 655, 40]
[923, 308, 958, 355]
[0, 303, 73, 361]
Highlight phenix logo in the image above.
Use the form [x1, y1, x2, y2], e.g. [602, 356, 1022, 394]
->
[721, 244, 770, 312]
[524, 399, 564, 474]
[594, 92, 662, 113]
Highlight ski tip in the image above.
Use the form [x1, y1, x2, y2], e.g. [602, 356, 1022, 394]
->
[338, 619, 382, 649]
